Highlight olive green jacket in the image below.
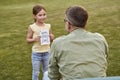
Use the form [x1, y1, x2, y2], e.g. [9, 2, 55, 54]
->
[48, 28, 108, 80]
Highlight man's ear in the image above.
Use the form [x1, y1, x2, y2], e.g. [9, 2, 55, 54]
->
[66, 22, 72, 32]
[67, 22, 71, 30]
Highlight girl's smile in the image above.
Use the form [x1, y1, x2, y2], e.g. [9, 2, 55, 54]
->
[34, 9, 47, 23]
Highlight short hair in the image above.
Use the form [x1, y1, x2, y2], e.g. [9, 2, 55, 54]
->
[66, 6, 88, 28]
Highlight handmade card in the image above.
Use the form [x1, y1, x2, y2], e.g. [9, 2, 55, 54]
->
[40, 30, 50, 45]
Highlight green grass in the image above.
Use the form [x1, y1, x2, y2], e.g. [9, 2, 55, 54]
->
[0, 0, 120, 80]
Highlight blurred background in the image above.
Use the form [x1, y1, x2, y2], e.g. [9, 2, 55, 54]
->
[0, 0, 120, 80]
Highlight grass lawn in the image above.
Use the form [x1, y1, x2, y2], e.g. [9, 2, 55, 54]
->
[0, 0, 120, 80]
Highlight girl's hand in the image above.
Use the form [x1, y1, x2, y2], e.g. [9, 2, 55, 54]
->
[34, 36, 40, 42]
[50, 33, 54, 42]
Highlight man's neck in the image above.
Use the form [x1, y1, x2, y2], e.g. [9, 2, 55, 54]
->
[69, 26, 80, 32]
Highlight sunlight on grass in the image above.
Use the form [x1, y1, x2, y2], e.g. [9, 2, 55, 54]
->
[0, 0, 120, 80]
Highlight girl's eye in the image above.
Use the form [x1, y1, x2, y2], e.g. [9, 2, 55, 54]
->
[38, 14, 42, 16]
[43, 14, 46, 16]
[38, 14, 46, 16]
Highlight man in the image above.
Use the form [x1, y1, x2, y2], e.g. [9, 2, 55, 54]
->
[48, 6, 108, 80]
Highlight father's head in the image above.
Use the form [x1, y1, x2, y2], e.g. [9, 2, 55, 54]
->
[65, 6, 88, 28]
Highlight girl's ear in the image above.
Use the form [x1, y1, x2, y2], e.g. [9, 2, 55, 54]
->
[33, 15, 36, 19]
[33, 15, 36, 22]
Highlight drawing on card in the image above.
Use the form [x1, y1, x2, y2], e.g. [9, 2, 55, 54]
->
[40, 30, 50, 45]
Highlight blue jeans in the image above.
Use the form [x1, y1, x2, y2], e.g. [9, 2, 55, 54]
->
[32, 52, 50, 80]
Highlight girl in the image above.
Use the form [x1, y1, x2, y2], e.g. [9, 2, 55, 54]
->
[26, 4, 54, 80]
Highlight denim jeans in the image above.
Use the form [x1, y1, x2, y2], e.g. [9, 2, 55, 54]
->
[32, 51, 50, 80]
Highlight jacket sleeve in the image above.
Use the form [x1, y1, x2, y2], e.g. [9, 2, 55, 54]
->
[48, 41, 61, 80]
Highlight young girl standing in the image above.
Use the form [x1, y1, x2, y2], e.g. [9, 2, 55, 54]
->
[26, 4, 54, 80]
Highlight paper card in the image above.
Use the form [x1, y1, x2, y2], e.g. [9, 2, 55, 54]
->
[40, 30, 50, 45]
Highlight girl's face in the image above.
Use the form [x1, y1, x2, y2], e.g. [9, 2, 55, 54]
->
[34, 9, 47, 23]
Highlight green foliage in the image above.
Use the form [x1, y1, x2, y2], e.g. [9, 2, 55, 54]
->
[0, 0, 120, 80]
